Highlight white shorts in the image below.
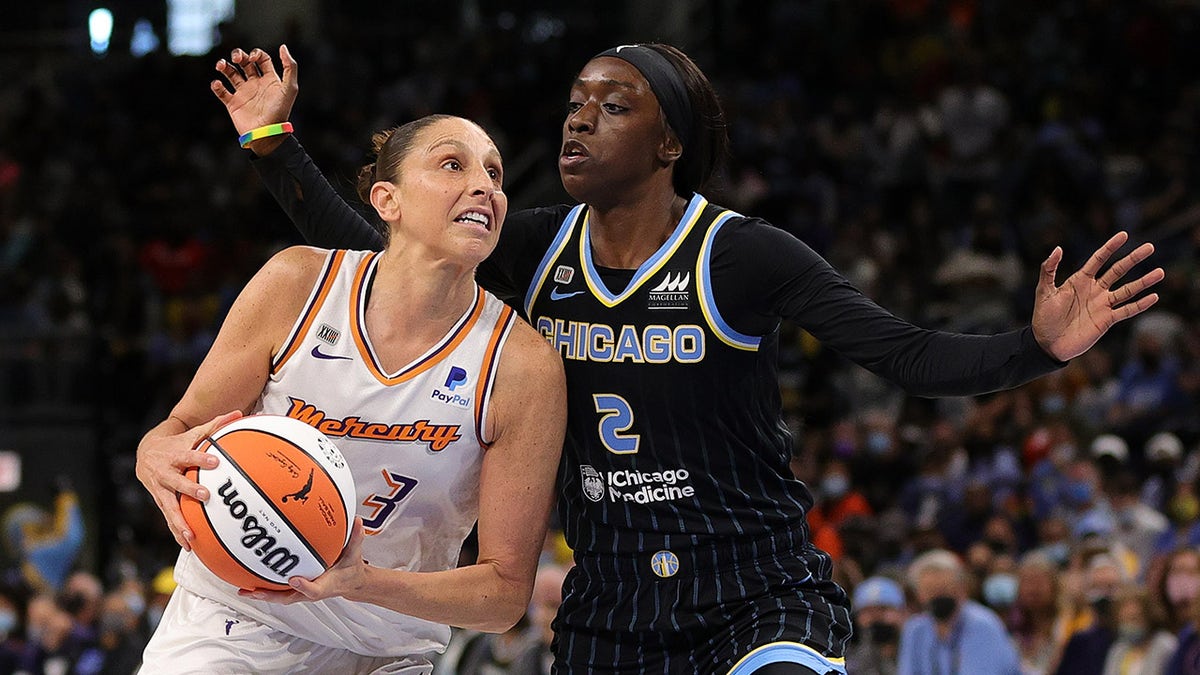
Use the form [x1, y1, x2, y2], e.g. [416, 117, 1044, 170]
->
[142, 587, 433, 675]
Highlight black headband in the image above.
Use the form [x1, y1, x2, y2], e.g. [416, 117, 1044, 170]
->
[594, 45, 693, 149]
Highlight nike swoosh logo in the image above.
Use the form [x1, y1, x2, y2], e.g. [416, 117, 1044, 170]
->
[550, 287, 585, 301]
[311, 345, 352, 360]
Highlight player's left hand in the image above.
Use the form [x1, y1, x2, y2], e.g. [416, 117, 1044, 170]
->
[1032, 231, 1164, 362]
[239, 517, 368, 605]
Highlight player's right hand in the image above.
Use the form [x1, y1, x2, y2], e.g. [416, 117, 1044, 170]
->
[135, 411, 242, 550]
[210, 45, 299, 155]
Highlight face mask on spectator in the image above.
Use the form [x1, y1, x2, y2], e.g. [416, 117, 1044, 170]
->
[868, 621, 899, 645]
[0, 610, 14, 637]
[1167, 573, 1200, 605]
[1043, 542, 1069, 566]
[983, 573, 1018, 607]
[1065, 480, 1093, 506]
[867, 431, 891, 455]
[1117, 623, 1146, 644]
[928, 596, 958, 622]
[822, 474, 849, 500]
[98, 612, 126, 636]
[1089, 593, 1114, 620]
[124, 592, 145, 617]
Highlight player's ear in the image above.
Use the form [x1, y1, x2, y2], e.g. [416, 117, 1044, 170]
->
[657, 132, 683, 166]
[370, 182, 401, 222]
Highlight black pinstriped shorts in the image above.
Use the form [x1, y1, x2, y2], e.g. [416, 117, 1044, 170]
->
[549, 527, 852, 674]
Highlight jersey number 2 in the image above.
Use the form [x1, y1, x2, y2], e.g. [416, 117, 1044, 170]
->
[593, 394, 640, 455]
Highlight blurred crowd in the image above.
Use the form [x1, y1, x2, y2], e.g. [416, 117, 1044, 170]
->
[0, 1, 1199, 673]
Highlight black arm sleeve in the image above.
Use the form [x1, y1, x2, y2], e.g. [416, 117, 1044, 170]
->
[249, 135, 386, 251]
[713, 218, 1065, 397]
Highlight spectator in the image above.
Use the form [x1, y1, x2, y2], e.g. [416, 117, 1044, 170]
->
[1054, 553, 1128, 675]
[1158, 547, 1200, 637]
[1142, 431, 1187, 511]
[1009, 552, 1067, 675]
[93, 589, 147, 675]
[1101, 584, 1177, 675]
[846, 576, 908, 675]
[897, 549, 1020, 675]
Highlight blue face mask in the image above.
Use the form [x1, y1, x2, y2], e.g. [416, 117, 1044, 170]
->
[867, 431, 891, 455]
[1065, 480, 1094, 505]
[124, 592, 145, 617]
[0, 610, 14, 637]
[821, 474, 849, 500]
[983, 573, 1019, 608]
[1043, 542, 1069, 566]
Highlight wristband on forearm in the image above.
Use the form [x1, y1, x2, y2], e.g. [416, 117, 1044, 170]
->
[239, 122, 294, 148]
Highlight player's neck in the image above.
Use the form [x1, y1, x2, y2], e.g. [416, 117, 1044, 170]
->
[587, 191, 688, 270]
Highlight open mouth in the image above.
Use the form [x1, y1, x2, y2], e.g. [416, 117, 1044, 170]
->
[561, 139, 589, 159]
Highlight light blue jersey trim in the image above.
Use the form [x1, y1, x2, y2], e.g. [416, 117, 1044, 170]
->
[698, 210, 761, 350]
[581, 193, 707, 307]
[524, 204, 585, 317]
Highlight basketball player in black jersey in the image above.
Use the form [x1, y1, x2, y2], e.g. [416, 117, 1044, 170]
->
[210, 42, 1163, 675]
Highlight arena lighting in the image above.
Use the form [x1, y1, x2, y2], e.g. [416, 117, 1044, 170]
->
[88, 8, 113, 55]
[166, 0, 235, 56]
[131, 18, 160, 57]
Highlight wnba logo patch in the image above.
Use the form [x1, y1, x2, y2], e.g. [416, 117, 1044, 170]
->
[580, 465, 605, 503]
[648, 271, 690, 310]
[650, 550, 680, 578]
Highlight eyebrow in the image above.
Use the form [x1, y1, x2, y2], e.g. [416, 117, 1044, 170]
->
[426, 138, 502, 166]
[572, 77, 639, 91]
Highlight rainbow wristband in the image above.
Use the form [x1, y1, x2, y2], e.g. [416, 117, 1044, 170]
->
[238, 122, 294, 148]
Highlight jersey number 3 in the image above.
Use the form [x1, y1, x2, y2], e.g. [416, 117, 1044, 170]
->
[593, 394, 640, 455]
[362, 470, 419, 534]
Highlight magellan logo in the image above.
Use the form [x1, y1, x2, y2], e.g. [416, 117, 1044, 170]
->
[648, 271, 690, 310]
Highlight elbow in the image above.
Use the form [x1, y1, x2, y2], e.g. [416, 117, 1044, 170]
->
[474, 574, 534, 633]
[476, 596, 529, 634]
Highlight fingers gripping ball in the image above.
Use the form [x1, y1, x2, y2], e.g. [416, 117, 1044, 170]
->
[181, 414, 356, 591]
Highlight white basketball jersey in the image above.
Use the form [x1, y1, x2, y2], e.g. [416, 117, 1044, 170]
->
[174, 248, 517, 658]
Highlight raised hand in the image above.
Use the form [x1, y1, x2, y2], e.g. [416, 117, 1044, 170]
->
[210, 45, 298, 154]
[1032, 231, 1164, 362]
[135, 410, 243, 550]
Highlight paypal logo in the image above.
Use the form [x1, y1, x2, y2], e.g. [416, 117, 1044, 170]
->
[444, 366, 468, 390]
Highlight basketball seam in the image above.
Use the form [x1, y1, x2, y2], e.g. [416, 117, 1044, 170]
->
[249, 420, 355, 551]
[201, 433, 338, 582]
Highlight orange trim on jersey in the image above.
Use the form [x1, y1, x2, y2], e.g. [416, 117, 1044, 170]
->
[474, 304, 515, 446]
[350, 254, 488, 386]
[272, 250, 346, 373]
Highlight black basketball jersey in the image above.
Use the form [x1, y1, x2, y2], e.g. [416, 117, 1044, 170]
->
[523, 194, 811, 556]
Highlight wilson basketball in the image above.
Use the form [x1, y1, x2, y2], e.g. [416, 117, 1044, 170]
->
[181, 414, 357, 591]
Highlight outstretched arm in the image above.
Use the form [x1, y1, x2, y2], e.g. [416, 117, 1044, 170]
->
[211, 46, 385, 251]
[718, 220, 1164, 397]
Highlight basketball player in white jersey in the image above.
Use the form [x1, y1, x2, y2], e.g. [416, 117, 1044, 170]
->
[135, 115, 567, 674]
